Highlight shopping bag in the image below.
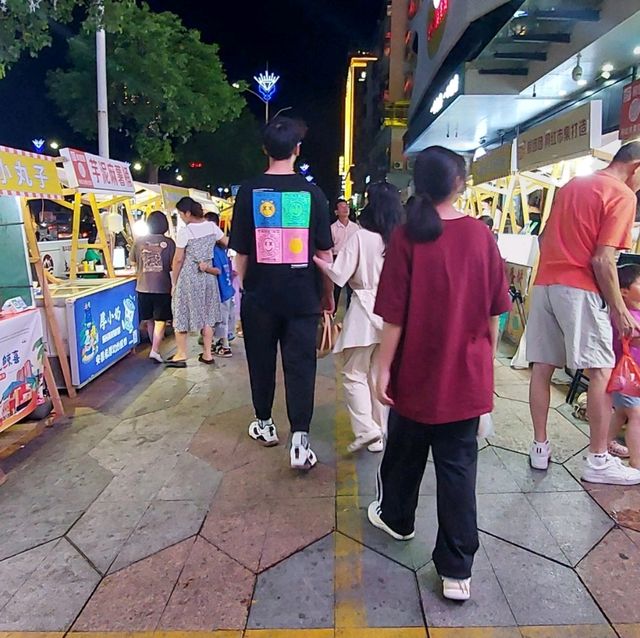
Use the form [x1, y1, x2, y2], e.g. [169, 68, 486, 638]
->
[478, 413, 495, 439]
[316, 312, 341, 358]
[607, 338, 640, 397]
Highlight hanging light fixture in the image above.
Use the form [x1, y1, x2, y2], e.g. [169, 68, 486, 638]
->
[571, 53, 583, 83]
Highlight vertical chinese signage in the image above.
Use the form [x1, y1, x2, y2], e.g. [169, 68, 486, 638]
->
[517, 102, 603, 172]
[0, 146, 63, 199]
[59, 148, 135, 194]
[620, 79, 640, 142]
[0, 310, 45, 433]
[67, 280, 139, 386]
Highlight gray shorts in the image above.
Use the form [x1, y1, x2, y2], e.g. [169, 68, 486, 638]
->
[526, 285, 615, 370]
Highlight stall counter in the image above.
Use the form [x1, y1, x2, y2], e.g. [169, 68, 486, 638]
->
[37, 278, 139, 389]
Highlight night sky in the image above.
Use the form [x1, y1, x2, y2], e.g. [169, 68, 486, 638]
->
[0, 0, 384, 200]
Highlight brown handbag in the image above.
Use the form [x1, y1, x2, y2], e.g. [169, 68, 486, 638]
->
[317, 312, 341, 358]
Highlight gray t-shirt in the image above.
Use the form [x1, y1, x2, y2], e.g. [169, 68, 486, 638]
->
[132, 234, 176, 294]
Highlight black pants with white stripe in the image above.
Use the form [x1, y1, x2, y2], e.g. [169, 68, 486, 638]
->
[378, 410, 480, 579]
[241, 291, 318, 433]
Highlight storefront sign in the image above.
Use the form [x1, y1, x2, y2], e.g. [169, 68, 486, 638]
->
[160, 184, 189, 213]
[0, 310, 45, 433]
[430, 73, 461, 115]
[517, 102, 602, 172]
[0, 146, 63, 200]
[67, 279, 139, 386]
[471, 142, 515, 185]
[620, 79, 640, 142]
[60, 148, 135, 194]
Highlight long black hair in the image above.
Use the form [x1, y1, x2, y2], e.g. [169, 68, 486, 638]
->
[359, 181, 403, 246]
[406, 146, 467, 243]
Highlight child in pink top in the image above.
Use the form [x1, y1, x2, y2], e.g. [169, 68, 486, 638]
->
[609, 263, 640, 468]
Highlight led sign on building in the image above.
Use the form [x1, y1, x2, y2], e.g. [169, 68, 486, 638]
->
[429, 73, 460, 115]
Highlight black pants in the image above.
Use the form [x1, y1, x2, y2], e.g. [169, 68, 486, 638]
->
[378, 410, 480, 579]
[241, 292, 318, 433]
[333, 283, 352, 312]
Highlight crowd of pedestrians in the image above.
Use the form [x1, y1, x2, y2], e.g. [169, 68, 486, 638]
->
[132, 116, 640, 604]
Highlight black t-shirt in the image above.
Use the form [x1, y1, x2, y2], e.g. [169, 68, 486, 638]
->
[229, 173, 333, 315]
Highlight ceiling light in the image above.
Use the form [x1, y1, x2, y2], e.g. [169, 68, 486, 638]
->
[578, 79, 587, 87]
[601, 71, 611, 80]
[559, 89, 567, 97]
[602, 63, 614, 73]
[634, 46, 640, 56]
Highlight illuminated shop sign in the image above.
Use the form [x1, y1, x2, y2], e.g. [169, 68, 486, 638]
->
[430, 73, 460, 115]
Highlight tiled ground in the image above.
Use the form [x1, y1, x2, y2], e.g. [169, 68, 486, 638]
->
[1, 337, 640, 638]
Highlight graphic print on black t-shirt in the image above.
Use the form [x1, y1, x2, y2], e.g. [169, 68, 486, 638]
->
[253, 190, 311, 265]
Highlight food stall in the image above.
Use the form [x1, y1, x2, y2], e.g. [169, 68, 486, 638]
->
[33, 148, 140, 388]
[0, 146, 65, 434]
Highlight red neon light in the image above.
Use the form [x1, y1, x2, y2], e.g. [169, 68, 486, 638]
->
[189, 161, 204, 169]
[428, 0, 449, 41]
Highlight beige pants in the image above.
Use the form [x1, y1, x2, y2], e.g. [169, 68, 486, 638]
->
[341, 344, 388, 443]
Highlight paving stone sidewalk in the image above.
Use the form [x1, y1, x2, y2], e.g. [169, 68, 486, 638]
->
[0, 339, 639, 638]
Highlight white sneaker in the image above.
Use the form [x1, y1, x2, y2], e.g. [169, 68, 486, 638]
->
[290, 432, 317, 470]
[442, 577, 471, 601]
[347, 433, 381, 454]
[248, 418, 279, 447]
[367, 501, 415, 541]
[529, 440, 551, 470]
[149, 350, 163, 363]
[582, 453, 640, 486]
[368, 439, 384, 453]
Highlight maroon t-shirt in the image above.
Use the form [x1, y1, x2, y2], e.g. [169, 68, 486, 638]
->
[374, 217, 510, 425]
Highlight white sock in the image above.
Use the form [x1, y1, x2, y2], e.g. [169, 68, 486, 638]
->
[588, 452, 607, 466]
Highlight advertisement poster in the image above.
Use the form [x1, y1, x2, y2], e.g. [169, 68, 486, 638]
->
[0, 311, 45, 433]
[68, 280, 139, 386]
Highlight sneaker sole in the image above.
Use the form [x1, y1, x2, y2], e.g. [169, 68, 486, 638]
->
[581, 474, 640, 486]
[443, 589, 470, 601]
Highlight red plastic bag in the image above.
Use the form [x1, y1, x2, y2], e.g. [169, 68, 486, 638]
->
[607, 338, 640, 397]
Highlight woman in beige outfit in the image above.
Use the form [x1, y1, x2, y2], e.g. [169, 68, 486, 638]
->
[314, 182, 403, 453]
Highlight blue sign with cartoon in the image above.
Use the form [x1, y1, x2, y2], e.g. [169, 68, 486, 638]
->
[70, 280, 139, 386]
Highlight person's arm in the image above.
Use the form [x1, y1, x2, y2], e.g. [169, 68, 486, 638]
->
[313, 232, 358, 287]
[198, 262, 221, 276]
[171, 247, 186, 289]
[316, 248, 335, 314]
[376, 322, 403, 406]
[489, 315, 500, 356]
[591, 245, 639, 337]
[234, 253, 249, 290]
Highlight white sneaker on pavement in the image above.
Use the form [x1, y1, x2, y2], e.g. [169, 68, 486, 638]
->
[149, 350, 163, 363]
[582, 453, 640, 485]
[290, 432, 317, 470]
[367, 501, 415, 541]
[442, 577, 471, 601]
[529, 440, 551, 470]
[347, 433, 381, 454]
[248, 418, 279, 447]
[368, 439, 384, 453]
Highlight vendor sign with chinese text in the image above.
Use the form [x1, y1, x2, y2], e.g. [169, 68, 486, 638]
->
[0, 146, 63, 200]
[0, 310, 45, 433]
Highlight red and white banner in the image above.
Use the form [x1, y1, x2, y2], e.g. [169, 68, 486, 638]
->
[60, 148, 135, 194]
[620, 79, 640, 142]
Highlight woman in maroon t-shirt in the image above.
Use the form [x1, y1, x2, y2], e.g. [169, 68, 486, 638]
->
[369, 146, 510, 602]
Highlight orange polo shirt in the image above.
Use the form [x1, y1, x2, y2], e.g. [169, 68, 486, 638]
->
[535, 173, 637, 293]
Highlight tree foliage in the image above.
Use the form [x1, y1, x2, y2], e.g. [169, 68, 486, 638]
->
[175, 109, 266, 190]
[46, 2, 245, 177]
[0, 0, 109, 78]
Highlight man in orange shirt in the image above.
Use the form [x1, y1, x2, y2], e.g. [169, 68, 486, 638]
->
[527, 142, 640, 485]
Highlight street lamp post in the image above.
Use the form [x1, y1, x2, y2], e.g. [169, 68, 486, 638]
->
[233, 67, 281, 123]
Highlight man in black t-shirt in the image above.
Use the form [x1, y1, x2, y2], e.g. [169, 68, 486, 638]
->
[229, 117, 334, 471]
